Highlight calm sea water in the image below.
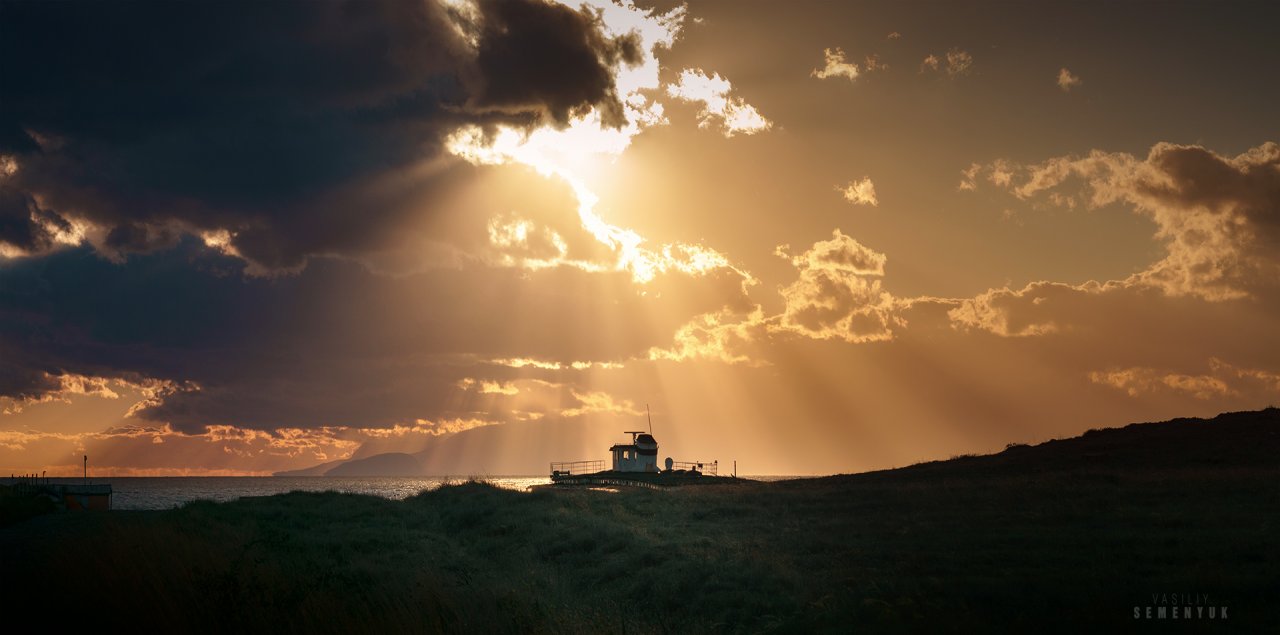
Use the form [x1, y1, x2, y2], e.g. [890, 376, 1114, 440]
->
[30, 475, 801, 510]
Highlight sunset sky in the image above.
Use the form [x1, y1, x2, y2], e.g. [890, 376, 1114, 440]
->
[3, 0, 1279, 476]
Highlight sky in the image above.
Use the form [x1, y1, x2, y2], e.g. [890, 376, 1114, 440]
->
[2, 0, 1279, 476]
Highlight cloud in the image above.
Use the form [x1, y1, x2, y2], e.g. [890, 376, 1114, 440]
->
[647, 307, 770, 365]
[457, 378, 520, 395]
[863, 54, 889, 73]
[1089, 367, 1228, 400]
[1057, 68, 1082, 91]
[958, 163, 981, 191]
[434, 376, 642, 420]
[780, 229, 887, 276]
[1, 373, 119, 414]
[489, 358, 623, 371]
[811, 47, 860, 81]
[921, 48, 973, 76]
[773, 231, 897, 343]
[962, 142, 1280, 303]
[665, 69, 772, 137]
[0, 358, 655, 474]
[1089, 358, 1280, 400]
[0, 0, 775, 450]
[0, 0, 658, 272]
[467, 0, 643, 128]
[887, 31, 902, 40]
[560, 389, 643, 418]
[837, 177, 879, 206]
[946, 49, 974, 76]
[484, 213, 574, 269]
[0, 422, 365, 475]
[0, 370, 196, 418]
[650, 228, 915, 362]
[0, 239, 752, 432]
[948, 280, 1111, 337]
[812, 48, 887, 81]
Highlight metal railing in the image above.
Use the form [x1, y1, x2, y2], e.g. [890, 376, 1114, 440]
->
[550, 460, 604, 476]
[669, 460, 717, 475]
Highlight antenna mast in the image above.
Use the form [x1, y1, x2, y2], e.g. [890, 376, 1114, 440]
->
[646, 404, 653, 435]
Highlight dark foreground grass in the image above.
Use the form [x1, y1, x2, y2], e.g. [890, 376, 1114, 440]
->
[3, 409, 1278, 633]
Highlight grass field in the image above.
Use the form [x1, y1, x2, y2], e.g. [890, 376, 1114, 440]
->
[3, 409, 1277, 633]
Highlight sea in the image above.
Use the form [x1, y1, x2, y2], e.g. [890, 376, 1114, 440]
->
[27, 475, 801, 510]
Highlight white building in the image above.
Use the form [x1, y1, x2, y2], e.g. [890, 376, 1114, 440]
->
[610, 431, 659, 472]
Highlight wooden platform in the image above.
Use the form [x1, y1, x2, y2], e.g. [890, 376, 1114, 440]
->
[544, 470, 746, 490]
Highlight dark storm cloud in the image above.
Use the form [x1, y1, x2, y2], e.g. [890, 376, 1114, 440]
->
[471, 0, 643, 127]
[0, 0, 638, 269]
[0, 184, 65, 253]
[0, 240, 749, 431]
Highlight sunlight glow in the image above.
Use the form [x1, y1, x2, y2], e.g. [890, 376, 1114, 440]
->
[445, 108, 743, 285]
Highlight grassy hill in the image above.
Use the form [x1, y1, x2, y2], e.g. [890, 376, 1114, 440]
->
[3, 408, 1277, 633]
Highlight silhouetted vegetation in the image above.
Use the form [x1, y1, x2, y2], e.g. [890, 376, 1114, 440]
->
[3, 409, 1278, 633]
[0, 484, 56, 527]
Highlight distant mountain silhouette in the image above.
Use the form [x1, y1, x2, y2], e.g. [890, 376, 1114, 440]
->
[322, 452, 423, 477]
[273, 458, 350, 477]
[276, 418, 589, 476]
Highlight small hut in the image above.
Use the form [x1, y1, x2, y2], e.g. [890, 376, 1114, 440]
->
[609, 431, 659, 473]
